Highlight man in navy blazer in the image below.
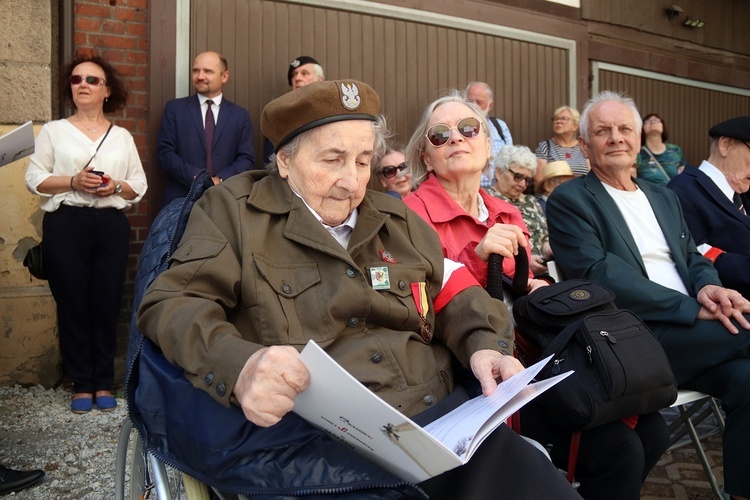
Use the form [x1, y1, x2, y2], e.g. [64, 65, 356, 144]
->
[158, 51, 255, 206]
[668, 116, 750, 298]
[547, 91, 750, 499]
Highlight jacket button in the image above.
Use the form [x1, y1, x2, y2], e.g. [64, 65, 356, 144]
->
[215, 383, 226, 397]
[204, 372, 214, 386]
[346, 268, 357, 278]
[347, 317, 359, 328]
[423, 395, 436, 406]
[498, 340, 509, 349]
[282, 284, 292, 294]
[370, 353, 383, 364]
[398, 280, 406, 290]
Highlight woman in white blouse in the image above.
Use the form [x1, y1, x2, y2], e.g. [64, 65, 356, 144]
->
[25, 56, 147, 414]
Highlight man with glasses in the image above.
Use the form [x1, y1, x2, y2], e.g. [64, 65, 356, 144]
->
[157, 51, 255, 206]
[465, 82, 513, 188]
[668, 116, 750, 298]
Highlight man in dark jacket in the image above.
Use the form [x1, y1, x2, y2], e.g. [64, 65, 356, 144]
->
[668, 116, 750, 298]
[157, 51, 255, 206]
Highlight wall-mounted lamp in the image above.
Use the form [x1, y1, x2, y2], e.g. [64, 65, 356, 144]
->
[665, 4, 683, 21]
[683, 17, 705, 28]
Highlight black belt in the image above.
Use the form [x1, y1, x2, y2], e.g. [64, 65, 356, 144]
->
[57, 204, 121, 216]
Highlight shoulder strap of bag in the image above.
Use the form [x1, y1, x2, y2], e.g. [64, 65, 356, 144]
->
[489, 117, 506, 143]
[642, 146, 670, 181]
[82, 122, 114, 170]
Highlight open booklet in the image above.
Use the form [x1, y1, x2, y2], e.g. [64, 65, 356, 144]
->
[293, 340, 572, 483]
[0, 121, 34, 167]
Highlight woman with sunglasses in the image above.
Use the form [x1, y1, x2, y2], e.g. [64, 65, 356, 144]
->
[403, 92, 545, 292]
[534, 105, 589, 185]
[374, 146, 413, 198]
[487, 145, 552, 276]
[404, 92, 667, 500]
[636, 113, 686, 185]
[25, 56, 147, 413]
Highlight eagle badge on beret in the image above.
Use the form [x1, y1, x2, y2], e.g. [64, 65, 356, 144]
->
[290, 59, 301, 68]
[341, 83, 362, 110]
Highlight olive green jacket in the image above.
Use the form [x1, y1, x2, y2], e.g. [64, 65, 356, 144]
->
[137, 171, 513, 417]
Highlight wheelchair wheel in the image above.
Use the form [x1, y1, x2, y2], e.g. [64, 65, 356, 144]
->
[115, 418, 196, 499]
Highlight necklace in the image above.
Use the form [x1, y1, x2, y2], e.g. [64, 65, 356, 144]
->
[73, 115, 105, 133]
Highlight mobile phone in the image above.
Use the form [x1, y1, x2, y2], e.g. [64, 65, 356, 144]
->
[91, 170, 109, 187]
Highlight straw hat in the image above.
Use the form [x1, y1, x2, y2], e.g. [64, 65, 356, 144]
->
[536, 160, 574, 194]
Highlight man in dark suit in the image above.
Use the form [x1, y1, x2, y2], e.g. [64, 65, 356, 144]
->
[157, 51, 255, 206]
[668, 116, 750, 298]
[546, 91, 750, 499]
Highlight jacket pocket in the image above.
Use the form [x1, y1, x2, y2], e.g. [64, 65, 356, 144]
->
[366, 264, 431, 332]
[157, 237, 228, 291]
[253, 256, 336, 345]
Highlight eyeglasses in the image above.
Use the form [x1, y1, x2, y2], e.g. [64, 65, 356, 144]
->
[552, 116, 572, 123]
[508, 168, 532, 184]
[425, 117, 482, 147]
[70, 75, 107, 86]
[379, 162, 409, 178]
[644, 118, 662, 124]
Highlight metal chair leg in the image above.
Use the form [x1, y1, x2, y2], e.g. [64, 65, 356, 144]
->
[677, 403, 724, 500]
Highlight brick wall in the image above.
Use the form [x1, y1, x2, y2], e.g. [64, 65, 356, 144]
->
[74, 0, 150, 343]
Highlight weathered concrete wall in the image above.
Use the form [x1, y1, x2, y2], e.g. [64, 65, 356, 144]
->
[0, 2, 61, 387]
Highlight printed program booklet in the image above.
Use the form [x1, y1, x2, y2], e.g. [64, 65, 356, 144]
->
[293, 340, 572, 483]
[0, 121, 34, 167]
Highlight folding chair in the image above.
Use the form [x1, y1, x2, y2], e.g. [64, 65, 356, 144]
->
[666, 389, 725, 500]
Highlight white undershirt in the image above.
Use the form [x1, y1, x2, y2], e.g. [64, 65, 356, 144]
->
[602, 183, 689, 295]
[698, 160, 735, 203]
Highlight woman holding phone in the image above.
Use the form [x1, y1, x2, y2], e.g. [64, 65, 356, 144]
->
[25, 55, 147, 413]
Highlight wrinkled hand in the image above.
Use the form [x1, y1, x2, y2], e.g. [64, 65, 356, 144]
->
[232, 346, 310, 427]
[469, 349, 524, 396]
[527, 278, 549, 293]
[530, 255, 548, 276]
[475, 224, 527, 262]
[696, 284, 750, 334]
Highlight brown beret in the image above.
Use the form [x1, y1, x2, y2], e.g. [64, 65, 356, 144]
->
[709, 116, 750, 142]
[262, 80, 380, 152]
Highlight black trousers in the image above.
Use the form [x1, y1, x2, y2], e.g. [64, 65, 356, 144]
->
[652, 317, 750, 497]
[519, 404, 668, 500]
[414, 388, 582, 500]
[43, 205, 130, 393]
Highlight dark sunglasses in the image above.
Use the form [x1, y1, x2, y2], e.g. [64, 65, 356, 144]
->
[379, 162, 409, 178]
[425, 117, 482, 147]
[508, 168, 532, 184]
[70, 75, 107, 86]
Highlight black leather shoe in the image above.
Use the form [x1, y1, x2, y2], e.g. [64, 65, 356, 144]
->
[0, 464, 45, 495]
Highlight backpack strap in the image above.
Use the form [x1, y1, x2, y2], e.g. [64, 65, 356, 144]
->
[489, 117, 506, 144]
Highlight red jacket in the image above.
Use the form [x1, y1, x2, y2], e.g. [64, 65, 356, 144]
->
[404, 174, 533, 288]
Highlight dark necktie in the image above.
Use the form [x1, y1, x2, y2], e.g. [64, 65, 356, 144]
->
[733, 193, 745, 214]
[205, 100, 215, 174]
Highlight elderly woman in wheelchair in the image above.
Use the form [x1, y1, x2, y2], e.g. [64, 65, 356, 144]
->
[132, 81, 580, 499]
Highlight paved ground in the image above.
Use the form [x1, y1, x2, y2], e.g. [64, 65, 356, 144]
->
[641, 403, 725, 500]
[1, 384, 726, 499]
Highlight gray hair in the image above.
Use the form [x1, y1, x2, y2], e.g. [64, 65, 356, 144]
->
[266, 115, 390, 173]
[495, 145, 538, 176]
[314, 64, 325, 80]
[405, 90, 491, 187]
[465, 81, 494, 102]
[579, 90, 642, 142]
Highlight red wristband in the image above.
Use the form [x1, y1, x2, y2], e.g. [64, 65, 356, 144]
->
[704, 246, 724, 263]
